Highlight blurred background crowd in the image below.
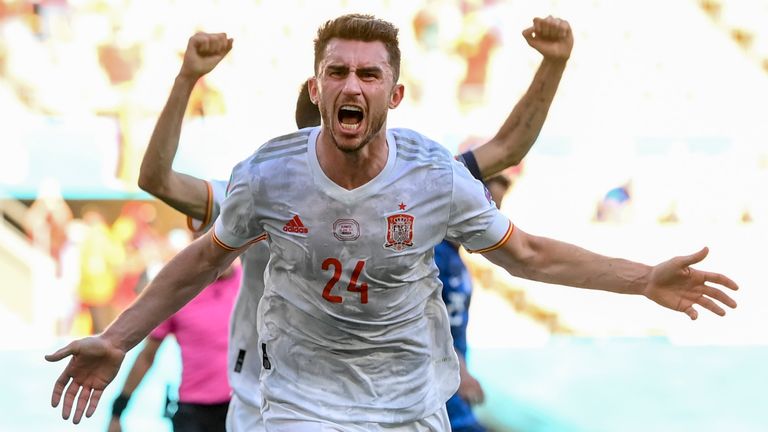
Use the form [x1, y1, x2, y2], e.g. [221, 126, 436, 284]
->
[1, 0, 767, 431]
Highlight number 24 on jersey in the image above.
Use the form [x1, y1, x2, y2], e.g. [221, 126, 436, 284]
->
[322, 258, 368, 304]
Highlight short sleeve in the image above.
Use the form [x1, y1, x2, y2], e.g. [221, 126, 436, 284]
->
[446, 159, 514, 253]
[187, 179, 228, 233]
[213, 161, 265, 250]
[454, 150, 482, 182]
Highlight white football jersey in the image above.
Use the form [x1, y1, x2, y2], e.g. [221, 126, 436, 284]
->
[192, 179, 269, 408]
[214, 126, 513, 424]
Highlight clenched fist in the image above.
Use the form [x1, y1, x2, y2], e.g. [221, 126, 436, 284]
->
[179, 32, 233, 80]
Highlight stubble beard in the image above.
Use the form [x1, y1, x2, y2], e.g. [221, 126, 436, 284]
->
[320, 104, 387, 154]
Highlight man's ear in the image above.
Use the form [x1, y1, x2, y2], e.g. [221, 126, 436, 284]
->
[308, 77, 319, 104]
[389, 83, 404, 109]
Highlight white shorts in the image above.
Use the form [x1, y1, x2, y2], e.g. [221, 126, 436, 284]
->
[262, 400, 450, 432]
[226, 393, 265, 432]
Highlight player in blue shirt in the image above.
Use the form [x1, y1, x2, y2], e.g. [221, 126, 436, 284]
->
[438, 174, 512, 432]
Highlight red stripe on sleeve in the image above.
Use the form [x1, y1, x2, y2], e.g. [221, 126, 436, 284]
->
[467, 221, 514, 254]
[187, 180, 213, 233]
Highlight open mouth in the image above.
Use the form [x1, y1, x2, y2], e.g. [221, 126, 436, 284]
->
[338, 105, 364, 131]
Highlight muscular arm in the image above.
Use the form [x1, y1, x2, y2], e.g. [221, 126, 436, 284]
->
[472, 16, 573, 179]
[473, 57, 566, 179]
[104, 231, 240, 353]
[137, 74, 209, 220]
[482, 227, 738, 320]
[46, 231, 241, 424]
[138, 32, 232, 220]
[484, 227, 650, 294]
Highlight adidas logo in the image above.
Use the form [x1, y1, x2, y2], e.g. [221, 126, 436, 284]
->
[282, 215, 308, 234]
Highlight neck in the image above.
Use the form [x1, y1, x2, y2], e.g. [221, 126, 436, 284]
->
[316, 127, 389, 190]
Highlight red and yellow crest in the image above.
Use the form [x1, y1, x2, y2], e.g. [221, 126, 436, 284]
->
[384, 213, 414, 251]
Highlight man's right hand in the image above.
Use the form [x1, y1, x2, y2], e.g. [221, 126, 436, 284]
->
[522, 16, 573, 62]
[45, 336, 126, 424]
[179, 32, 233, 80]
[458, 368, 486, 406]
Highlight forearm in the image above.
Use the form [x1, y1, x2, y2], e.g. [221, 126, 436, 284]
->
[138, 74, 209, 220]
[488, 231, 651, 295]
[475, 58, 567, 178]
[102, 237, 233, 353]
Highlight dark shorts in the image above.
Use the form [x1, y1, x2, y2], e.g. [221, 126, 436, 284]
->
[172, 401, 229, 432]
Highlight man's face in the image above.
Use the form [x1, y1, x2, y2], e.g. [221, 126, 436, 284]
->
[310, 38, 403, 153]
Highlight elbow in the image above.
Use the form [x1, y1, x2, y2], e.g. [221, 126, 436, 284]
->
[137, 167, 153, 192]
[506, 153, 524, 168]
[137, 175, 152, 193]
[507, 233, 547, 280]
[137, 172, 166, 197]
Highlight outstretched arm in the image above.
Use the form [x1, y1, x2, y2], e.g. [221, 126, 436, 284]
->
[138, 32, 233, 220]
[473, 16, 573, 179]
[45, 231, 241, 424]
[483, 227, 738, 320]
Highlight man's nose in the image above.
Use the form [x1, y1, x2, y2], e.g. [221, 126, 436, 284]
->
[342, 73, 362, 94]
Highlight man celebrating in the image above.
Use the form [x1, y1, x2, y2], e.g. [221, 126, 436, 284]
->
[47, 14, 738, 431]
[135, 14, 573, 431]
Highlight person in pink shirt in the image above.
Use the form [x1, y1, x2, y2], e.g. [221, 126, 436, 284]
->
[108, 253, 241, 432]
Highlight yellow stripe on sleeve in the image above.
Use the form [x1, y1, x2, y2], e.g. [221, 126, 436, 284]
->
[187, 180, 213, 232]
[211, 231, 268, 252]
[467, 221, 514, 254]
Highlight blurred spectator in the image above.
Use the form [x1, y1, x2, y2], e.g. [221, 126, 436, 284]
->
[23, 177, 72, 275]
[437, 174, 511, 432]
[97, 31, 144, 185]
[658, 201, 680, 225]
[412, 0, 440, 51]
[111, 202, 163, 310]
[53, 218, 85, 336]
[455, 2, 501, 106]
[77, 207, 124, 334]
[186, 74, 226, 118]
[108, 242, 240, 432]
[595, 180, 633, 223]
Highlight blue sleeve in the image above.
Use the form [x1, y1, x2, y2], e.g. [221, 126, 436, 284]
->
[435, 241, 471, 356]
[455, 150, 483, 183]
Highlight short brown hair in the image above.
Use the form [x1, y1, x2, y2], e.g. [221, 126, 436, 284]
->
[313, 14, 401, 83]
[485, 174, 512, 190]
[295, 80, 320, 129]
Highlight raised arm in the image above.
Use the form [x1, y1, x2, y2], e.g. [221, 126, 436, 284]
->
[137, 32, 233, 220]
[45, 231, 241, 424]
[472, 16, 573, 179]
[482, 227, 739, 320]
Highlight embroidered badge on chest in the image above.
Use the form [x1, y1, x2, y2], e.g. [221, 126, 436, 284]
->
[384, 202, 414, 251]
[333, 219, 360, 241]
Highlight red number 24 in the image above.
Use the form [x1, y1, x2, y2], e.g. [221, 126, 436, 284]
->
[321, 258, 368, 304]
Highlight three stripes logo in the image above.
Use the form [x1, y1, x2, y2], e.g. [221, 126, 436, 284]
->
[282, 215, 309, 234]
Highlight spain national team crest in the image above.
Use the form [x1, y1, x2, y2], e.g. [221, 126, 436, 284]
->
[384, 213, 414, 251]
